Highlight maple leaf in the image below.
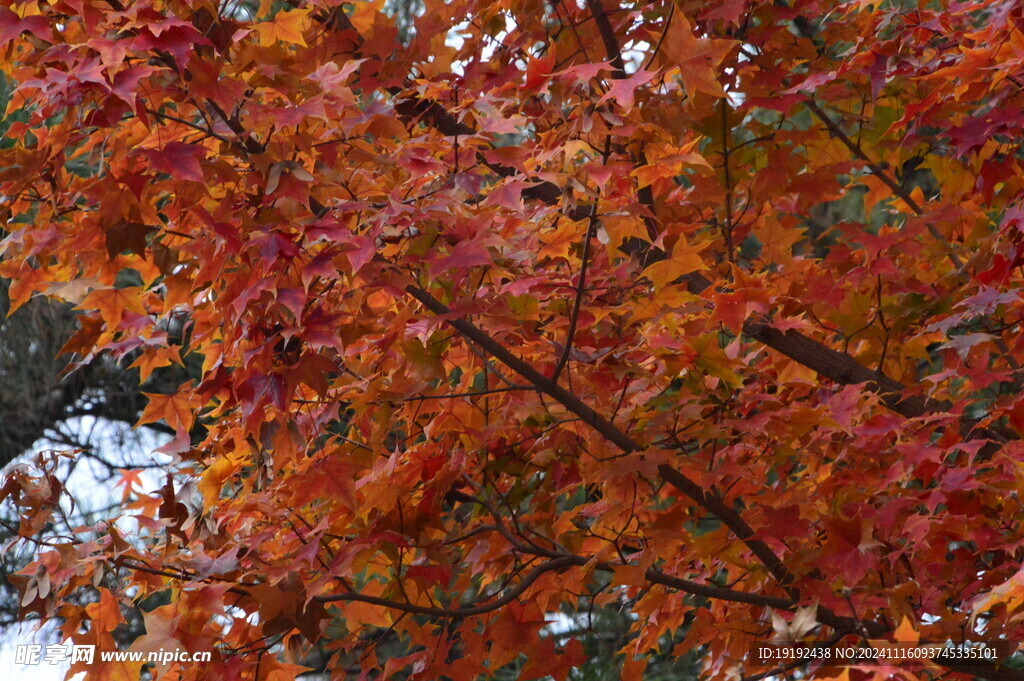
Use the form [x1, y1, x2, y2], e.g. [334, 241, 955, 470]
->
[138, 141, 205, 183]
[658, 13, 736, 98]
[1, 261, 51, 311]
[137, 389, 198, 433]
[893, 617, 919, 644]
[198, 453, 242, 508]
[0, 6, 51, 44]
[46, 277, 104, 305]
[939, 332, 996, 358]
[621, 652, 647, 681]
[644, 237, 708, 289]
[128, 607, 185, 680]
[428, 238, 494, 277]
[104, 219, 154, 258]
[85, 589, 123, 633]
[116, 468, 144, 502]
[600, 68, 656, 111]
[10, 2, 1024, 681]
[700, 0, 747, 24]
[631, 149, 711, 188]
[79, 286, 147, 329]
[525, 50, 556, 92]
[488, 178, 528, 211]
[130, 345, 183, 382]
[255, 8, 311, 47]
[754, 215, 804, 262]
[107, 64, 153, 111]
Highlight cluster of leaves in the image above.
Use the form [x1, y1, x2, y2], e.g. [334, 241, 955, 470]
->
[4, 0, 1024, 680]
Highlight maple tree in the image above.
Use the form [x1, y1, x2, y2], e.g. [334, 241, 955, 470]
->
[5, 0, 1024, 679]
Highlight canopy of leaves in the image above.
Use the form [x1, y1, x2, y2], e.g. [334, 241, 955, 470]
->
[3, 1, 1024, 680]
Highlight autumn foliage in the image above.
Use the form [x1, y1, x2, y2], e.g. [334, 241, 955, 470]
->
[4, 0, 1024, 679]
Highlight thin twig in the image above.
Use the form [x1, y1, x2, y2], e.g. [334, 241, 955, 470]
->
[551, 205, 598, 382]
[404, 386, 533, 401]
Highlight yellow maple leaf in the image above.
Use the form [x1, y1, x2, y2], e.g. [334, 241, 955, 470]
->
[644, 237, 708, 289]
[539, 217, 585, 260]
[198, 453, 243, 508]
[690, 333, 741, 389]
[256, 8, 310, 47]
[601, 214, 649, 250]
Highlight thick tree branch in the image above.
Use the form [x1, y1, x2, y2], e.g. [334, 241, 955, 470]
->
[586, 0, 627, 78]
[742, 318, 946, 419]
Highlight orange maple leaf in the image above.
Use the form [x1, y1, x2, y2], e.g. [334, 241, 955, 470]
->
[80, 286, 147, 329]
[659, 13, 736, 98]
[137, 389, 198, 433]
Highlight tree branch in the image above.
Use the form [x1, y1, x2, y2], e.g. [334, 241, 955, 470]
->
[284, 0, 1016, 445]
[586, 0, 626, 78]
[551, 203, 598, 382]
[403, 386, 533, 402]
[403, 283, 805, 601]
[806, 98, 1024, 384]
[319, 557, 576, 617]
